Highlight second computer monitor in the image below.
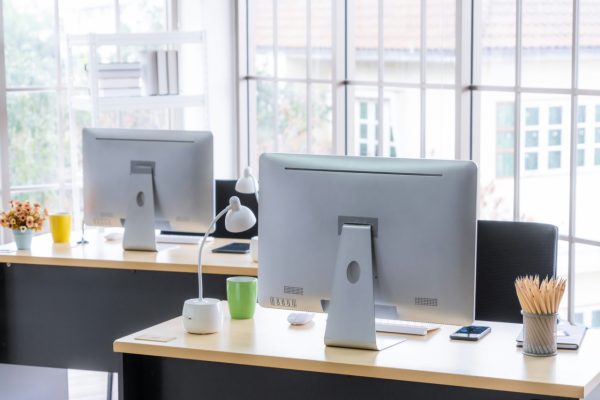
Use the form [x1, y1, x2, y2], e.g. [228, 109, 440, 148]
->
[83, 128, 214, 250]
[258, 154, 477, 332]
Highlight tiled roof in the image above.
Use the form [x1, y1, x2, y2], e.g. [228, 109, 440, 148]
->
[254, 0, 600, 51]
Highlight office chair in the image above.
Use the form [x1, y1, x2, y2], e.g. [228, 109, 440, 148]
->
[475, 220, 558, 323]
[213, 179, 259, 239]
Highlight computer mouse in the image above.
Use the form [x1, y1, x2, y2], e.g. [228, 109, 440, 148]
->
[287, 312, 315, 326]
[104, 232, 123, 241]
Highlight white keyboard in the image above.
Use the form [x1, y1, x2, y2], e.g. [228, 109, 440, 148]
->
[375, 318, 441, 336]
[156, 234, 214, 245]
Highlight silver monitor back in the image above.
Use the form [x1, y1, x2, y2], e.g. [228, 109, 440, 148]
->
[258, 153, 477, 327]
[83, 128, 214, 234]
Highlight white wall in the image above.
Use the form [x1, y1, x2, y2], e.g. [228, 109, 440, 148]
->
[180, 0, 238, 179]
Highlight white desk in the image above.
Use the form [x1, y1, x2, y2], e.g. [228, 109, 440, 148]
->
[114, 304, 600, 400]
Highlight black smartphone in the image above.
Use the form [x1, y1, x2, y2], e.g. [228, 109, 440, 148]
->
[449, 326, 491, 341]
[211, 242, 250, 254]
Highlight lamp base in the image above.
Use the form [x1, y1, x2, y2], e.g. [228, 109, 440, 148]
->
[182, 298, 222, 334]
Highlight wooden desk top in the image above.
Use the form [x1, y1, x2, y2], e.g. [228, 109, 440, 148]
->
[114, 304, 600, 399]
[0, 231, 257, 276]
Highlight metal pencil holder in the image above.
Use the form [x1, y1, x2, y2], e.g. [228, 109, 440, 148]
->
[522, 311, 557, 357]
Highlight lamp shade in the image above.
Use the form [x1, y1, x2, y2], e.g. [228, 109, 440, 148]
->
[235, 167, 258, 194]
[224, 196, 257, 233]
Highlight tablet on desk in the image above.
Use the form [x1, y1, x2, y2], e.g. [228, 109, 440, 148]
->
[212, 242, 250, 254]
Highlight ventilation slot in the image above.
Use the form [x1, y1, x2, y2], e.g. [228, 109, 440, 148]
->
[284, 286, 304, 295]
[415, 297, 438, 307]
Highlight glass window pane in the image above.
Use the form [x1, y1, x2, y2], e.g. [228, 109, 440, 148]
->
[578, 128, 586, 144]
[425, 89, 454, 158]
[11, 189, 69, 218]
[596, 148, 600, 165]
[520, 94, 570, 233]
[596, 128, 600, 143]
[352, 86, 378, 156]
[383, 0, 420, 83]
[574, 244, 600, 328]
[309, 83, 333, 154]
[118, 0, 166, 33]
[525, 130, 538, 147]
[524, 152, 538, 170]
[310, 0, 332, 80]
[4, 0, 56, 87]
[496, 102, 515, 128]
[277, 0, 307, 79]
[548, 129, 562, 146]
[548, 151, 561, 169]
[479, 0, 516, 86]
[525, 107, 539, 126]
[352, 0, 378, 82]
[578, 105, 586, 123]
[251, 0, 274, 77]
[383, 88, 420, 158]
[7, 92, 60, 186]
[60, 0, 115, 34]
[521, 0, 572, 88]
[577, 149, 585, 167]
[254, 80, 276, 167]
[277, 82, 307, 152]
[549, 106, 562, 125]
[479, 91, 515, 220]
[579, 0, 600, 90]
[557, 240, 569, 320]
[426, 0, 455, 84]
[577, 99, 600, 240]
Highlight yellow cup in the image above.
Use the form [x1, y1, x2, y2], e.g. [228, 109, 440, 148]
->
[49, 213, 72, 243]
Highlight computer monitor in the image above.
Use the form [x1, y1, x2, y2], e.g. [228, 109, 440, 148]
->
[83, 128, 214, 251]
[258, 153, 477, 350]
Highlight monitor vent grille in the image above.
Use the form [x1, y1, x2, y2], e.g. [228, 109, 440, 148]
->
[415, 297, 438, 307]
[284, 286, 304, 295]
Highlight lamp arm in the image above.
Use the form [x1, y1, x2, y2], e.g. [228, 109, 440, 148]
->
[197, 205, 230, 300]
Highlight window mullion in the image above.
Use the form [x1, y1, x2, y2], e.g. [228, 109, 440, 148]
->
[420, 0, 427, 158]
[567, 0, 581, 325]
[306, 0, 311, 154]
[514, 0, 522, 222]
[376, 0, 383, 156]
[0, 1, 11, 215]
[272, 0, 279, 153]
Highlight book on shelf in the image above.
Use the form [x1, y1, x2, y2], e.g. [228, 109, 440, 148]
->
[141, 51, 158, 96]
[98, 78, 141, 89]
[98, 88, 142, 98]
[167, 50, 179, 95]
[156, 50, 168, 95]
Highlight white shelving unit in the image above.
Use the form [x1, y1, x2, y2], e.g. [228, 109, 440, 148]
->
[65, 31, 209, 227]
[66, 31, 208, 125]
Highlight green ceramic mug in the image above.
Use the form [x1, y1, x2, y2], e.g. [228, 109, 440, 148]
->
[226, 276, 257, 319]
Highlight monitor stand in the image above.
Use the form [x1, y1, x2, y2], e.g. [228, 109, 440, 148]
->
[123, 161, 157, 252]
[324, 223, 405, 351]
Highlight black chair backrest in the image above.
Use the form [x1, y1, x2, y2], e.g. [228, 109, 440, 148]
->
[213, 179, 259, 239]
[475, 220, 558, 323]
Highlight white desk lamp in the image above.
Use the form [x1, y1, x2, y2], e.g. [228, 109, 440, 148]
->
[235, 166, 259, 202]
[183, 196, 256, 334]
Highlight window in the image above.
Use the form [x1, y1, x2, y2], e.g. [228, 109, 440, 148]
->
[578, 105, 586, 123]
[524, 152, 538, 170]
[242, 0, 600, 326]
[548, 129, 562, 146]
[578, 128, 586, 144]
[549, 106, 562, 124]
[577, 149, 585, 167]
[525, 107, 539, 126]
[548, 151, 561, 169]
[525, 130, 539, 147]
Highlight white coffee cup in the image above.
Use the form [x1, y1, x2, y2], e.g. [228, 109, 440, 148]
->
[250, 236, 259, 262]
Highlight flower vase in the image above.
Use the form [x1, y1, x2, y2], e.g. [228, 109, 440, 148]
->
[13, 229, 33, 250]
